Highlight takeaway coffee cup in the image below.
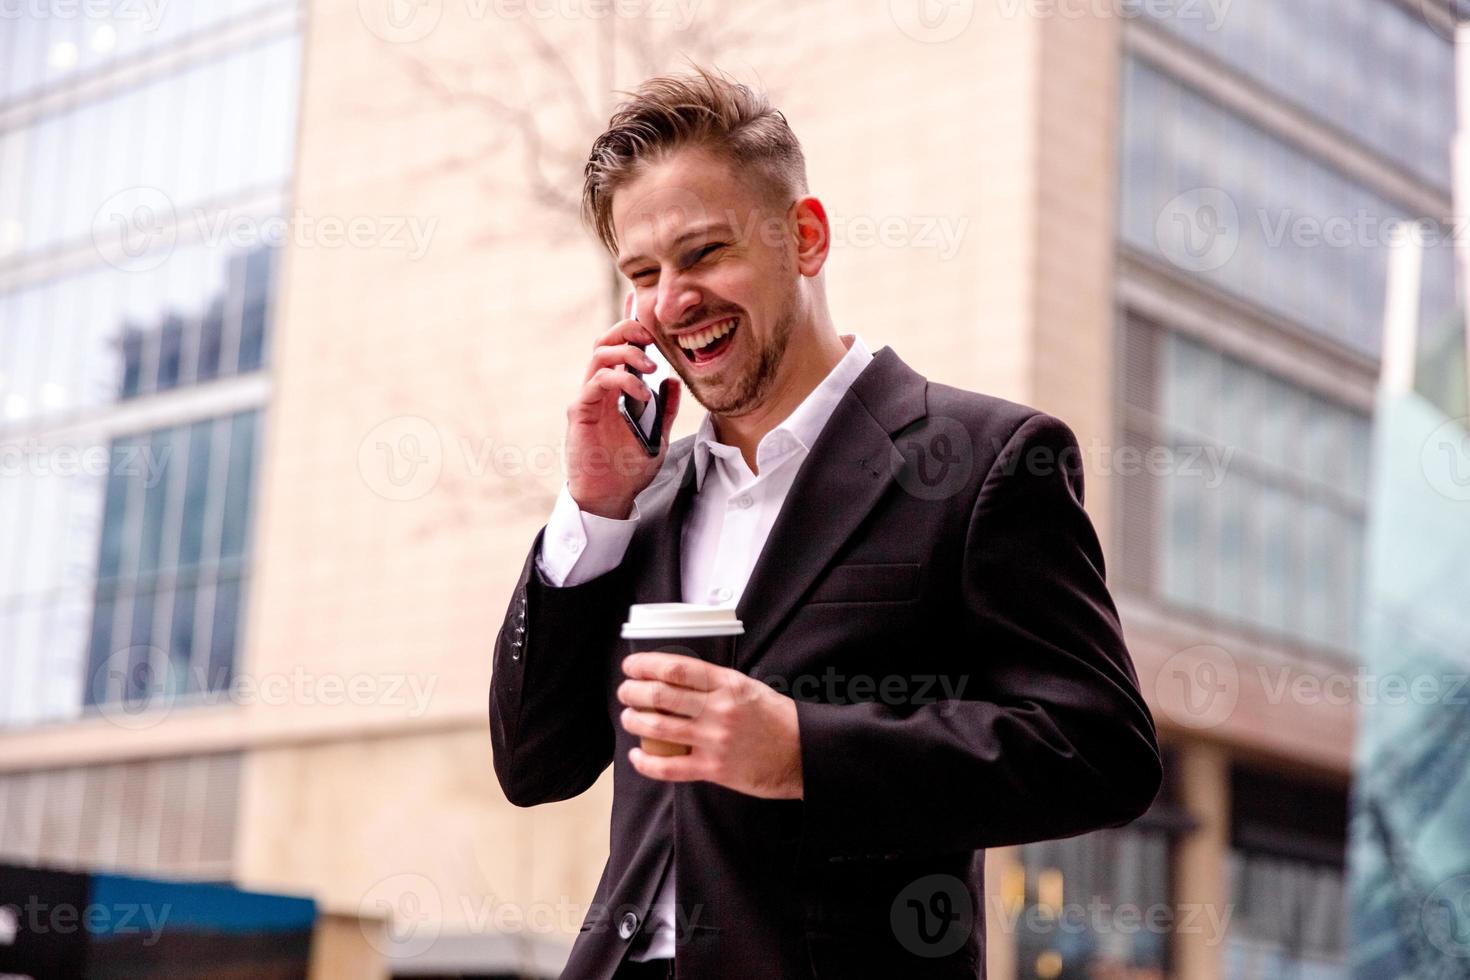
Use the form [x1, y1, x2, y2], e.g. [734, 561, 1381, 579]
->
[621, 603, 744, 757]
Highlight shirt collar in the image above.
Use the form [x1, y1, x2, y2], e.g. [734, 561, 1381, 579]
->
[692, 334, 873, 491]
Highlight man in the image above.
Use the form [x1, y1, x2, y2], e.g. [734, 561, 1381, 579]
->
[491, 66, 1162, 980]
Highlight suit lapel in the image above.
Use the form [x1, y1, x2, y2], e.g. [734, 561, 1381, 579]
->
[732, 346, 928, 671]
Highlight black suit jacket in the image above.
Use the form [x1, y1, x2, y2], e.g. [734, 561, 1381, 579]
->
[490, 345, 1162, 979]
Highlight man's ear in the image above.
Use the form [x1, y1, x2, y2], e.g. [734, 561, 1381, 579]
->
[790, 196, 831, 277]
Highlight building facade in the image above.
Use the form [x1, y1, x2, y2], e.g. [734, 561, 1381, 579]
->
[1, 0, 299, 884]
[0, 1, 1463, 977]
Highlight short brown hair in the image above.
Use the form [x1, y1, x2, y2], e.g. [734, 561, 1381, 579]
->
[581, 64, 808, 255]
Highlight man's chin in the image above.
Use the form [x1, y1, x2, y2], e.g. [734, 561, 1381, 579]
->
[683, 373, 756, 418]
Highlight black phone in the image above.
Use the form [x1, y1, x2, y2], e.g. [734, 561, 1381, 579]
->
[619, 298, 673, 456]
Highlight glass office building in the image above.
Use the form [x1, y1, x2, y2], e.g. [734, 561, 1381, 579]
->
[0, 2, 301, 877]
[1056, 1, 1462, 977]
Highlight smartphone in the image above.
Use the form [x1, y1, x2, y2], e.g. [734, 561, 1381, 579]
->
[618, 296, 672, 456]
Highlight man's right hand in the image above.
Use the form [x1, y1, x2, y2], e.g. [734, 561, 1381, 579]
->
[566, 290, 682, 520]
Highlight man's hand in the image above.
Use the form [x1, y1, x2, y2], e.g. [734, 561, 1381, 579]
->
[566, 290, 682, 519]
[617, 652, 803, 800]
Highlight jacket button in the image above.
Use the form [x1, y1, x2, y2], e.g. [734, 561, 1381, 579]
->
[618, 911, 639, 940]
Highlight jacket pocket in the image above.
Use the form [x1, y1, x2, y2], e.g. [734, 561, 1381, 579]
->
[806, 562, 920, 605]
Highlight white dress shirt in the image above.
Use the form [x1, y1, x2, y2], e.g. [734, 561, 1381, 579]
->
[535, 333, 873, 960]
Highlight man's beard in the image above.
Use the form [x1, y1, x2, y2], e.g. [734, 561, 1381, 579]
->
[676, 305, 795, 417]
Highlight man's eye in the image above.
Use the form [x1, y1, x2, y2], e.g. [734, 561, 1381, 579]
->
[631, 244, 722, 281]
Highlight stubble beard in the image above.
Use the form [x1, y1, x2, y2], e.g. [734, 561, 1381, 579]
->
[678, 305, 796, 418]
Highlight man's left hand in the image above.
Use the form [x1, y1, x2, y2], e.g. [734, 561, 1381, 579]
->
[618, 652, 803, 800]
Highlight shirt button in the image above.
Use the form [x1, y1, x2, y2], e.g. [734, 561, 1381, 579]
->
[713, 587, 733, 602]
[734, 495, 753, 509]
[618, 911, 639, 940]
[565, 537, 582, 553]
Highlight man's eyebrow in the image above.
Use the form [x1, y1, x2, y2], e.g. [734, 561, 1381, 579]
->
[617, 223, 734, 272]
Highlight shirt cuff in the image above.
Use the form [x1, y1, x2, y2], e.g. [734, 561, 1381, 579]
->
[535, 482, 641, 587]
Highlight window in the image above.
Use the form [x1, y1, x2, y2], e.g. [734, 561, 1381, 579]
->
[0, 0, 296, 110]
[1118, 58, 1458, 359]
[1225, 766, 1349, 979]
[0, 754, 242, 879]
[1125, 0, 1456, 189]
[0, 239, 279, 728]
[0, 241, 279, 430]
[1016, 828, 1173, 978]
[82, 410, 260, 712]
[1118, 316, 1370, 658]
[1015, 748, 1189, 978]
[0, 10, 298, 729]
[0, 32, 301, 265]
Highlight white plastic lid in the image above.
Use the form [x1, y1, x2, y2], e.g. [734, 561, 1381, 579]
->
[621, 602, 744, 639]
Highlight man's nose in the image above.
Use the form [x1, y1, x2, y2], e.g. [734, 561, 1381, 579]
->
[655, 280, 701, 329]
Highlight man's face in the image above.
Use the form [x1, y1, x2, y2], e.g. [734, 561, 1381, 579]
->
[611, 147, 799, 417]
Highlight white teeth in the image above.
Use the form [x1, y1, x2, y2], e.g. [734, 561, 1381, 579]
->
[676, 317, 736, 350]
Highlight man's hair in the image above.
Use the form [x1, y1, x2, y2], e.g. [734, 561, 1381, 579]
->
[581, 64, 809, 255]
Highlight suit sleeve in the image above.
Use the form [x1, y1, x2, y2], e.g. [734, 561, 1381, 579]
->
[793, 412, 1162, 854]
[490, 525, 632, 807]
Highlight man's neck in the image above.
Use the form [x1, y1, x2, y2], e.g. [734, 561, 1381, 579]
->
[712, 330, 851, 474]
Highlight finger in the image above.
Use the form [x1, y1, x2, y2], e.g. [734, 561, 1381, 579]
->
[592, 319, 654, 351]
[629, 746, 706, 783]
[573, 368, 648, 413]
[620, 707, 700, 745]
[617, 678, 710, 718]
[585, 343, 657, 383]
[568, 371, 647, 427]
[622, 652, 720, 691]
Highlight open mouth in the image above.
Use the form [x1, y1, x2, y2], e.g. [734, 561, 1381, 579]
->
[675, 316, 738, 367]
